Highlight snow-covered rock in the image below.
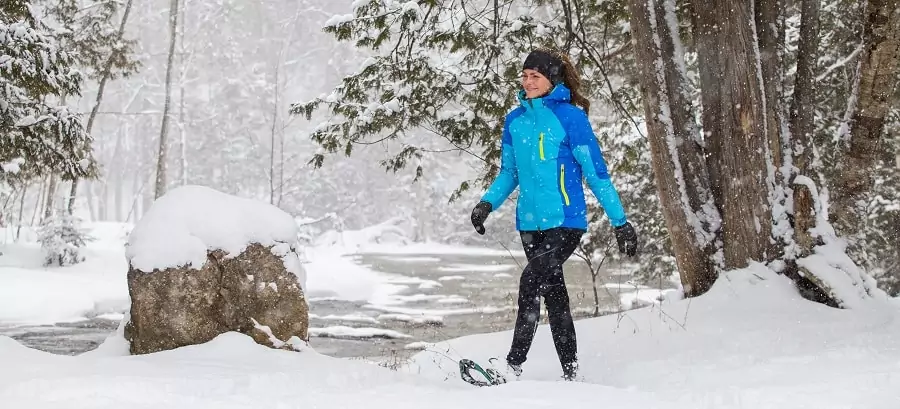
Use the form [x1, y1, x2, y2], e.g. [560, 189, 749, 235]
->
[123, 186, 308, 354]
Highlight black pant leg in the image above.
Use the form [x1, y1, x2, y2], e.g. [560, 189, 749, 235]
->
[540, 228, 583, 368]
[506, 230, 545, 366]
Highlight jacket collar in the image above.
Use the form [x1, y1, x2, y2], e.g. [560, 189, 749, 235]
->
[516, 84, 571, 111]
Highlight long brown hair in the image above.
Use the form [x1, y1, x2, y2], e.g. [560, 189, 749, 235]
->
[537, 48, 591, 114]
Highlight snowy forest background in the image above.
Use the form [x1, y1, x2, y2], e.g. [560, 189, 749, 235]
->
[1, 0, 898, 299]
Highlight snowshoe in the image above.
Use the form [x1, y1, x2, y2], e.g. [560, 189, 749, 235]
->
[458, 358, 506, 387]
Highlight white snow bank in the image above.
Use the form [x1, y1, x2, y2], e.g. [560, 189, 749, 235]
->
[405, 263, 900, 408]
[126, 185, 305, 288]
[312, 217, 525, 257]
[303, 245, 405, 303]
[797, 232, 889, 309]
[313, 216, 412, 252]
[0, 243, 128, 325]
[0, 332, 682, 408]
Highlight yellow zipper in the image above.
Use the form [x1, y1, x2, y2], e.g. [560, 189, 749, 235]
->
[539, 132, 545, 160]
[560, 164, 570, 206]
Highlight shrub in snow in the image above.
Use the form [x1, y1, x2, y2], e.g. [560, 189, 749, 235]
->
[38, 212, 92, 267]
[124, 185, 309, 355]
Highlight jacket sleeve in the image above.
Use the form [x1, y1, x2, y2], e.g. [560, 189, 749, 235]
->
[565, 108, 628, 227]
[481, 121, 518, 210]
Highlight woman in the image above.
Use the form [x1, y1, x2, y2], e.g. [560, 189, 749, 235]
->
[470, 48, 638, 381]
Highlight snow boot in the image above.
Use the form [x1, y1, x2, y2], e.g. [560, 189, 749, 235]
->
[490, 357, 522, 383]
[562, 361, 578, 381]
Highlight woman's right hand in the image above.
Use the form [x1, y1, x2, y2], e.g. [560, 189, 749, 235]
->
[470, 201, 492, 235]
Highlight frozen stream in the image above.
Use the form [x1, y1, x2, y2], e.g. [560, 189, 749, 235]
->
[1, 251, 661, 363]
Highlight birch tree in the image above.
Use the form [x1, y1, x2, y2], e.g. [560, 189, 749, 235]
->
[155, 0, 180, 199]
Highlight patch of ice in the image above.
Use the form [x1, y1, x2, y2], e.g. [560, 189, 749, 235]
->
[377, 313, 444, 325]
[309, 326, 412, 339]
[437, 264, 516, 273]
[365, 304, 512, 316]
[308, 313, 379, 324]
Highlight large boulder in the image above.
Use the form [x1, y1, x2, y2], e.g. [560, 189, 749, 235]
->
[123, 185, 308, 355]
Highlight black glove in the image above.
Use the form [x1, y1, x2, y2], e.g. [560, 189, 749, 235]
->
[614, 222, 638, 257]
[470, 201, 492, 235]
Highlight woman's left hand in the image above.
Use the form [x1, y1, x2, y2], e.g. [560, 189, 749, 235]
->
[614, 222, 638, 257]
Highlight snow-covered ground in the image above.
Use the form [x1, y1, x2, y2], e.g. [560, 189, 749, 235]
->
[0, 331, 683, 409]
[2, 261, 899, 408]
[402, 264, 900, 408]
[0, 222, 130, 325]
[3, 186, 898, 407]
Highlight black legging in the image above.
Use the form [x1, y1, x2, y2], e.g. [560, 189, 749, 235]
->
[506, 227, 583, 370]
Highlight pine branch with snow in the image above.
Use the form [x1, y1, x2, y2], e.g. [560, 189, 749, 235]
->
[0, 0, 97, 183]
[299, 1, 676, 277]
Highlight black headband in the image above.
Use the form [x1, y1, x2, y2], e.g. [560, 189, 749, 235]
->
[523, 50, 564, 84]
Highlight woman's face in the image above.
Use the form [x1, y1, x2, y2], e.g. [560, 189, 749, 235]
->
[521, 69, 552, 99]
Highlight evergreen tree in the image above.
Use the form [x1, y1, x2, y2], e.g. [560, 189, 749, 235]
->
[41, 0, 140, 83]
[300, 0, 898, 301]
[293, 1, 677, 284]
[37, 210, 92, 266]
[0, 0, 96, 183]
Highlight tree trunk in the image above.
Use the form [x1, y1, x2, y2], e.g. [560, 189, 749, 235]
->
[67, 181, 77, 215]
[628, 0, 719, 296]
[85, 180, 97, 221]
[114, 172, 123, 222]
[155, 0, 180, 199]
[99, 177, 108, 221]
[71, 0, 135, 214]
[112, 125, 125, 222]
[789, 0, 821, 256]
[15, 183, 26, 241]
[178, 0, 188, 187]
[756, 0, 793, 261]
[832, 0, 900, 242]
[756, 0, 787, 176]
[691, 0, 773, 268]
[270, 61, 279, 205]
[44, 175, 57, 222]
[31, 178, 43, 225]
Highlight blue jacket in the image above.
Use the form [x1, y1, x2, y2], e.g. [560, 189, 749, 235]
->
[481, 84, 628, 231]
